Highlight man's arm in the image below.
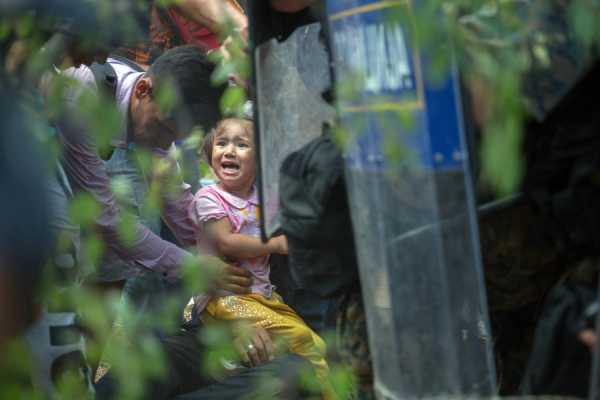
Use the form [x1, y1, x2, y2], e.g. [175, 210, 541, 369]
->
[56, 106, 189, 280]
[204, 218, 287, 260]
[160, 183, 198, 248]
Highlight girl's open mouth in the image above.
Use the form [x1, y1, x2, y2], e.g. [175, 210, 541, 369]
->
[221, 160, 240, 174]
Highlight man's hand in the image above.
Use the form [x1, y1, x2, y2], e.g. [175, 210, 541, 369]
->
[233, 326, 275, 367]
[215, 264, 253, 294]
[186, 256, 252, 294]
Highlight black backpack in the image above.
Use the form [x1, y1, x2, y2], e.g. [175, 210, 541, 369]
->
[279, 135, 360, 298]
[524, 61, 600, 257]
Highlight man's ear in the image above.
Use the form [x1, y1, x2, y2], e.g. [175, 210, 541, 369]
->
[134, 76, 153, 98]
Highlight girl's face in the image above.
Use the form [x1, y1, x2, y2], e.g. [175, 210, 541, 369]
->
[211, 120, 256, 196]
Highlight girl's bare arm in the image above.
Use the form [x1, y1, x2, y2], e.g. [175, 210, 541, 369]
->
[204, 218, 287, 260]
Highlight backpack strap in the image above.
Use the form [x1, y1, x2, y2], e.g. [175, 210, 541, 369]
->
[89, 56, 146, 100]
[89, 61, 118, 100]
[88, 61, 122, 159]
[108, 54, 146, 73]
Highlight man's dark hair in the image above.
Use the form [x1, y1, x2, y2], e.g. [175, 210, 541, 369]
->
[148, 45, 226, 134]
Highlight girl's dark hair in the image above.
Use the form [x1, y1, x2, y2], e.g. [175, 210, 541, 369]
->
[202, 118, 254, 166]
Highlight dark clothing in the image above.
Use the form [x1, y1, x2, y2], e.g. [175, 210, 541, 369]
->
[248, 3, 339, 335]
[95, 323, 311, 400]
[279, 136, 373, 397]
[521, 277, 596, 397]
[269, 255, 339, 333]
[280, 136, 359, 298]
[248, 3, 317, 46]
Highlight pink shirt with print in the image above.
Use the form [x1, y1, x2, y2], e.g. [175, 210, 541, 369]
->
[190, 184, 275, 301]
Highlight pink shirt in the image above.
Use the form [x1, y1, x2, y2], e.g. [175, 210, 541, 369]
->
[190, 184, 274, 298]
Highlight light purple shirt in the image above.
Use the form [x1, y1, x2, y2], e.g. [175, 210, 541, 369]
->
[55, 58, 196, 280]
[190, 184, 274, 298]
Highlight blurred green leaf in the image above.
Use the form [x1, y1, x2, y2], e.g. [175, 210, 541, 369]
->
[68, 194, 101, 227]
[569, 0, 598, 47]
[0, 21, 11, 40]
[220, 85, 246, 116]
[199, 161, 213, 179]
[81, 234, 105, 272]
[118, 210, 137, 247]
[78, 91, 121, 155]
[110, 176, 133, 202]
[181, 255, 213, 295]
[329, 363, 355, 399]
[211, 60, 236, 85]
[15, 14, 33, 38]
[182, 127, 204, 151]
[481, 114, 524, 195]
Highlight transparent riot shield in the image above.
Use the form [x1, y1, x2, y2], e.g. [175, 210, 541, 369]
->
[325, 1, 496, 398]
[254, 22, 335, 239]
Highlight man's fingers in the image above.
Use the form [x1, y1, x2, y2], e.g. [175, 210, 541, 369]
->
[222, 272, 252, 294]
[224, 274, 253, 286]
[247, 344, 261, 367]
[234, 339, 250, 365]
[235, 338, 259, 367]
[216, 264, 252, 293]
[223, 264, 252, 278]
[251, 333, 269, 363]
[222, 283, 252, 294]
[256, 327, 274, 360]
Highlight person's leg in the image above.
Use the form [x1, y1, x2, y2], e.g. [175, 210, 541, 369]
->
[95, 325, 212, 400]
[95, 324, 313, 400]
[261, 296, 328, 378]
[173, 354, 313, 400]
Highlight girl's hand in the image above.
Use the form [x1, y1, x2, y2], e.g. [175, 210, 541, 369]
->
[268, 235, 288, 255]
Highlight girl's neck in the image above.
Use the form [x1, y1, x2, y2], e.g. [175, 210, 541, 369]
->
[217, 182, 254, 199]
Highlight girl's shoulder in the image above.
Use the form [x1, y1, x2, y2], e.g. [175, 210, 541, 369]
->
[195, 184, 258, 210]
[194, 184, 221, 198]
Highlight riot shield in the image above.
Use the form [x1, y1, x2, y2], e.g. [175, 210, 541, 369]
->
[325, 1, 496, 398]
[254, 22, 335, 239]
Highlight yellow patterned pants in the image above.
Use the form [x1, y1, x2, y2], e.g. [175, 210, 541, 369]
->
[204, 293, 329, 382]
